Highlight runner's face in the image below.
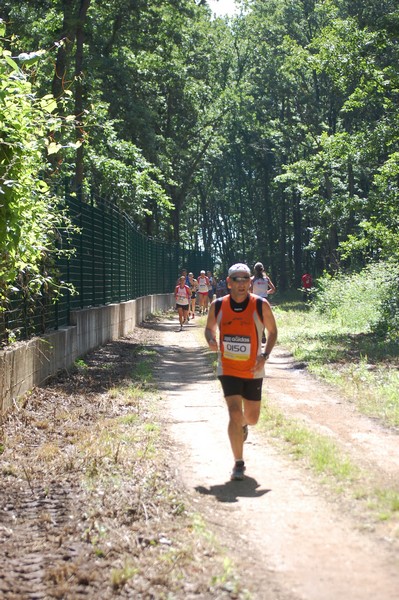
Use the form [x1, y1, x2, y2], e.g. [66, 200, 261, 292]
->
[228, 274, 251, 299]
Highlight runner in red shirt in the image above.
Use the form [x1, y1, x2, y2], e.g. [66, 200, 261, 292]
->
[301, 273, 313, 301]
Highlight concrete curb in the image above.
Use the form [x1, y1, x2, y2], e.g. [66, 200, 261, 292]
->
[0, 293, 174, 413]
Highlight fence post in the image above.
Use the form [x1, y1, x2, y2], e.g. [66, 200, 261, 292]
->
[102, 198, 106, 305]
[79, 190, 84, 309]
[91, 192, 95, 306]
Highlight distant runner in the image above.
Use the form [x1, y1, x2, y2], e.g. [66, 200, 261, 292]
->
[197, 270, 210, 315]
[175, 276, 191, 331]
[250, 261, 276, 344]
[301, 272, 313, 301]
[250, 262, 276, 300]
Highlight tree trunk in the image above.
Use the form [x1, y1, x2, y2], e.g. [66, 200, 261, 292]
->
[51, 0, 90, 192]
[52, 0, 76, 100]
[74, 0, 91, 195]
[278, 185, 288, 292]
[293, 190, 302, 285]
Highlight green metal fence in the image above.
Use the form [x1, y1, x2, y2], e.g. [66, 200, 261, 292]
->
[0, 194, 212, 345]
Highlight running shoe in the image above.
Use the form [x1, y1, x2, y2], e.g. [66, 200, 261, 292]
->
[243, 424, 248, 442]
[230, 460, 246, 481]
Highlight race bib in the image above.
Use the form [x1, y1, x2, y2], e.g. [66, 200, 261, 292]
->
[222, 335, 251, 361]
[177, 291, 188, 304]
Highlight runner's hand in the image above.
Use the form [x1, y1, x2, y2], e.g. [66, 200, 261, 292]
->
[207, 338, 218, 351]
[251, 354, 267, 372]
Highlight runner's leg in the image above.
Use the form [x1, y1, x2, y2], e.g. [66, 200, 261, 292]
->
[243, 398, 261, 426]
[225, 395, 246, 461]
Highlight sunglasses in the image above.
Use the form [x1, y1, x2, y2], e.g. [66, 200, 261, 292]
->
[231, 276, 250, 282]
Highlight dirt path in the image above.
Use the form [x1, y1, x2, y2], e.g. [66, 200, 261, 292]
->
[1, 313, 398, 599]
[151, 315, 399, 600]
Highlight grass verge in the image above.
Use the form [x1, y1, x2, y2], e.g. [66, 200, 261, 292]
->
[258, 403, 399, 533]
[273, 293, 399, 427]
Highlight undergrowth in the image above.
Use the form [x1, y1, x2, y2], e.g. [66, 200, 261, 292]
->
[275, 265, 399, 427]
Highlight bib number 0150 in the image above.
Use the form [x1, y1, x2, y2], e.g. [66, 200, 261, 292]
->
[223, 335, 250, 361]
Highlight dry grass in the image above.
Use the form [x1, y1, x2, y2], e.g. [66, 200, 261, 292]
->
[0, 328, 247, 599]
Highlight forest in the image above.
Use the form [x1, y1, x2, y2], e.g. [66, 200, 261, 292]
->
[1, 0, 399, 294]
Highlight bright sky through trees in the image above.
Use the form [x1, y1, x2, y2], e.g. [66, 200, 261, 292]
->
[207, 0, 238, 17]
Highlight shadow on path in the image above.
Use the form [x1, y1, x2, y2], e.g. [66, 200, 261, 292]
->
[195, 478, 271, 504]
[148, 320, 215, 387]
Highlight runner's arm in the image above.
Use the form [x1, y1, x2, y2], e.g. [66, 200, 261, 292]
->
[262, 301, 278, 356]
[267, 278, 276, 295]
[204, 301, 218, 351]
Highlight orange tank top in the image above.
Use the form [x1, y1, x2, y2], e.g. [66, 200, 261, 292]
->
[216, 294, 265, 379]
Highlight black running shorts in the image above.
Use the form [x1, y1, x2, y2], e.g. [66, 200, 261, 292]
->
[218, 376, 263, 401]
[176, 303, 189, 311]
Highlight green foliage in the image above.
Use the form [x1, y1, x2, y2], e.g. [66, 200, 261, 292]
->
[86, 110, 173, 229]
[0, 28, 75, 302]
[276, 288, 399, 426]
[339, 219, 399, 265]
[85, 0, 236, 242]
[3, 0, 399, 286]
[313, 262, 399, 340]
[370, 262, 399, 341]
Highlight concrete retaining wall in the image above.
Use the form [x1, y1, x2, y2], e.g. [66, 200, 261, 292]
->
[0, 293, 174, 414]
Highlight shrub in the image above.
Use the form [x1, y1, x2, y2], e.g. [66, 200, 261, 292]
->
[0, 27, 75, 304]
[313, 262, 399, 338]
[370, 262, 399, 341]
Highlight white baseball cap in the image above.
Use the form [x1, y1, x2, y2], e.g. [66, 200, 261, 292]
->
[228, 263, 251, 276]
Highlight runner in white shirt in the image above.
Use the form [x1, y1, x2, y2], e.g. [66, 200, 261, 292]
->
[197, 270, 210, 315]
[174, 276, 191, 331]
[250, 262, 276, 300]
[250, 262, 276, 344]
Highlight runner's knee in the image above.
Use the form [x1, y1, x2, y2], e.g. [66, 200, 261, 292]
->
[243, 405, 261, 425]
[227, 402, 243, 423]
[245, 413, 259, 426]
